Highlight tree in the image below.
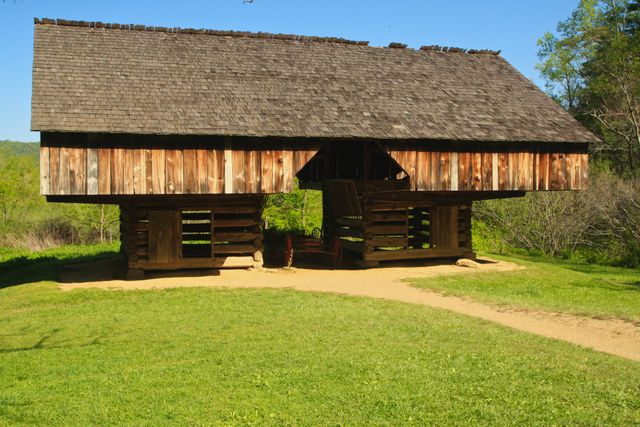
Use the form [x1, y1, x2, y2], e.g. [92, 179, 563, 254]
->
[537, 0, 640, 176]
[70, 204, 120, 244]
[536, 0, 600, 111]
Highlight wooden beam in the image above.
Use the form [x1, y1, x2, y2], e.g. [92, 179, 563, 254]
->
[129, 256, 255, 270]
[40, 146, 50, 195]
[224, 137, 233, 194]
[364, 247, 466, 261]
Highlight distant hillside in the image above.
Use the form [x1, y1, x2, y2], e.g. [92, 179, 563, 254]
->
[0, 140, 39, 160]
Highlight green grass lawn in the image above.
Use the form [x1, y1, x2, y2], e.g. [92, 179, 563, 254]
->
[0, 247, 640, 425]
[410, 254, 640, 322]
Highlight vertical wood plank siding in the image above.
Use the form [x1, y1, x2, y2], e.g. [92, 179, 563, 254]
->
[386, 149, 588, 192]
[40, 143, 319, 196]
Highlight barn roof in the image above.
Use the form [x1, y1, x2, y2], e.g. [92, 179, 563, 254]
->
[31, 18, 598, 144]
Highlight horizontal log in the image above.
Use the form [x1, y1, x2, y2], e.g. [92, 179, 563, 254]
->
[129, 256, 255, 270]
[213, 243, 258, 254]
[367, 205, 409, 213]
[213, 218, 260, 228]
[213, 231, 261, 242]
[182, 232, 212, 239]
[212, 205, 261, 214]
[367, 236, 409, 247]
[368, 212, 408, 222]
[365, 248, 466, 261]
[367, 224, 408, 235]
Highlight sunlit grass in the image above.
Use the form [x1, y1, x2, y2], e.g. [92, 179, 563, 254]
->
[410, 253, 640, 321]
[1, 245, 639, 424]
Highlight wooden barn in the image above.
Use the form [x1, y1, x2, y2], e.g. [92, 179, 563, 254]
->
[32, 18, 598, 274]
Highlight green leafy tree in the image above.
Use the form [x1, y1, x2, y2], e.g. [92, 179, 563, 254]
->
[263, 180, 322, 234]
[536, 0, 600, 111]
[537, 0, 640, 175]
[70, 204, 120, 244]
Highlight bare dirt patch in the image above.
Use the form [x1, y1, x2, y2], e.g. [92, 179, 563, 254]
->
[59, 258, 640, 362]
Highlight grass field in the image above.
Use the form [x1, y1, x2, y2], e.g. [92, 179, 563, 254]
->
[409, 254, 640, 322]
[1, 246, 640, 425]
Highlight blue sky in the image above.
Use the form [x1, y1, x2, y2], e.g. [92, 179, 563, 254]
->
[0, 0, 577, 142]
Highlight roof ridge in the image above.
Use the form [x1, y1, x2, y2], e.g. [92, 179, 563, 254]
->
[34, 18, 370, 46]
[34, 17, 501, 55]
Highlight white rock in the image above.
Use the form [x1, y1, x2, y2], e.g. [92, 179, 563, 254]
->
[456, 258, 480, 269]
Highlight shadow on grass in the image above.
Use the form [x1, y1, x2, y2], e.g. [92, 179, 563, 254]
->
[0, 249, 123, 289]
[0, 329, 106, 354]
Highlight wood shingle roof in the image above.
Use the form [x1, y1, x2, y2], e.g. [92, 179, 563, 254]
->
[31, 18, 599, 143]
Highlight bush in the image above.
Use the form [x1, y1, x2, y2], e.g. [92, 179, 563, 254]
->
[474, 171, 640, 266]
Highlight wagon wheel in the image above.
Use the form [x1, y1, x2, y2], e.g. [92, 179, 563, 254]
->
[284, 234, 294, 268]
[331, 237, 343, 269]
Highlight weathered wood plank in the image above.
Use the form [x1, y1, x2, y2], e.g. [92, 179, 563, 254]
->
[481, 152, 492, 191]
[507, 152, 517, 191]
[165, 150, 183, 194]
[406, 146, 417, 190]
[282, 149, 293, 192]
[196, 148, 208, 194]
[110, 147, 124, 194]
[123, 149, 134, 194]
[440, 152, 450, 190]
[144, 149, 153, 194]
[429, 151, 440, 191]
[150, 149, 165, 194]
[458, 152, 472, 190]
[40, 146, 50, 195]
[49, 146, 60, 195]
[450, 152, 459, 191]
[58, 147, 70, 195]
[213, 231, 261, 243]
[232, 149, 246, 193]
[130, 256, 255, 270]
[515, 153, 527, 190]
[369, 236, 409, 247]
[213, 243, 257, 254]
[182, 149, 198, 194]
[148, 210, 181, 263]
[132, 148, 145, 195]
[365, 247, 466, 261]
[274, 147, 285, 192]
[498, 152, 507, 190]
[244, 150, 257, 193]
[213, 218, 260, 228]
[208, 149, 224, 193]
[97, 148, 111, 195]
[580, 153, 589, 189]
[261, 150, 274, 193]
[472, 152, 482, 190]
[224, 138, 233, 194]
[492, 152, 499, 190]
[86, 147, 98, 195]
[68, 147, 86, 195]
[432, 206, 458, 249]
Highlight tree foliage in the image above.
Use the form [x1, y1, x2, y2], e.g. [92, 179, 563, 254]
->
[479, 1, 640, 265]
[0, 141, 120, 250]
[264, 180, 322, 234]
[537, 0, 640, 175]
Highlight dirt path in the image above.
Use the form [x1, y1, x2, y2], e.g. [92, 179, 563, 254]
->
[59, 259, 640, 362]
